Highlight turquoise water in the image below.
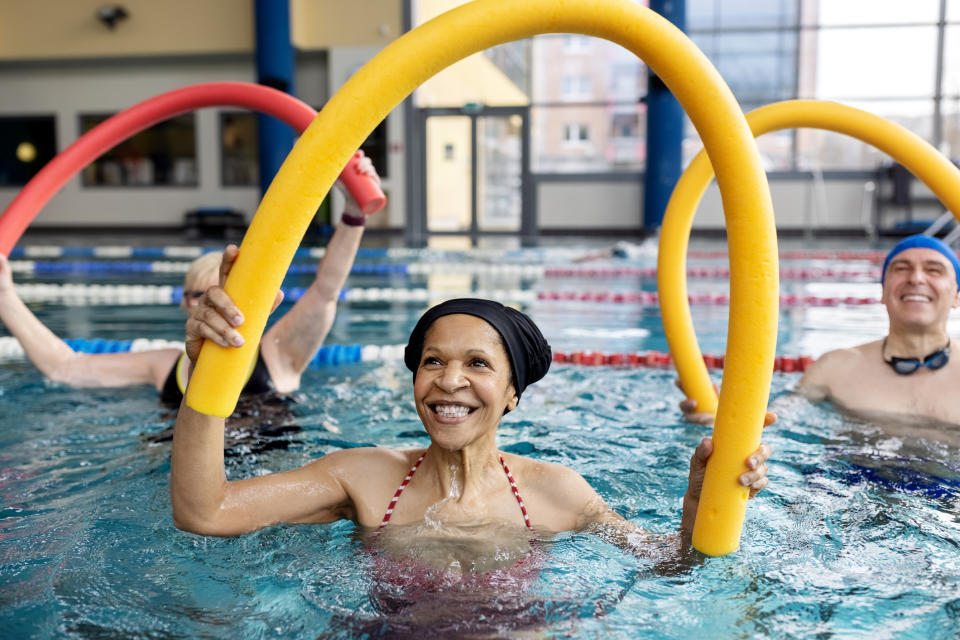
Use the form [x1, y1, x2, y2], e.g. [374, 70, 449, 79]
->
[1, 245, 959, 638]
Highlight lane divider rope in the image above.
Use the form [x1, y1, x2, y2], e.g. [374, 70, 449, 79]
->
[10, 245, 909, 263]
[0, 336, 812, 372]
[8, 260, 883, 281]
[9, 283, 881, 307]
[8, 245, 588, 261]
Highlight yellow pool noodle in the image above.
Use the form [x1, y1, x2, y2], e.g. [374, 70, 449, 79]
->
[185, 0, 778, 557]
[657, 99, 960, 554]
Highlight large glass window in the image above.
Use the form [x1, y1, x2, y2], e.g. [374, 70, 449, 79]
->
[533, 104, 646, 173]
[689, 0, 797, 30]
[688, 0, 955, 171]
[0, 116, 56, 187]
[80, 114, 198, 187]
[530, 35, 646, 172]
[811, 27, 937, 101]
[414, 0, 960, 176]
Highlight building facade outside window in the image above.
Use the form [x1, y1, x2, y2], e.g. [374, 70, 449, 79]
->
[79, 114, 198, 187]
[415, 0, 960, 176]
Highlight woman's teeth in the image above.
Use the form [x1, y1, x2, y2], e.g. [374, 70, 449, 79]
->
[435, 404, 470, 417]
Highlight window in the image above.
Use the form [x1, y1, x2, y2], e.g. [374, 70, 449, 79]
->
[80, 114, 197, 187]
[219, 112, 389, 187]
[563, 35, 593, 53]
[0, 116, 56, 187]
[359, 119, 389, 179]
[221, 112, 258, 187]
[531, 35, 647, 172]
[562, 75, 593, 101]
[562, 123, 590, 145]
[686, 0, 954, 171]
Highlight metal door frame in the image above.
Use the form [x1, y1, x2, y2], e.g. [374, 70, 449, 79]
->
[414, 105, 533, 244]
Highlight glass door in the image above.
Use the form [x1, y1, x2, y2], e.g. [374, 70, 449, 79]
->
[423, 107, 529, 238]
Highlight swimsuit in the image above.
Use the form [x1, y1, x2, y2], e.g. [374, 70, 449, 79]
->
[369, 453, 541, 622]
[379, 452, 532, 529]
[159, 349, 275, 407]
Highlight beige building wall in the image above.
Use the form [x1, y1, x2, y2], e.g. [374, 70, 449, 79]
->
[0, 0, 253, 60]
[292, 0, 401, 50]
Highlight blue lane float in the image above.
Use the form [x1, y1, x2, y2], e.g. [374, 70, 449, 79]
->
[16, 260, 409, 276]
[9, 246, 393, 259]
[63, 337, 134, 353]
[0, 335, 370, 366]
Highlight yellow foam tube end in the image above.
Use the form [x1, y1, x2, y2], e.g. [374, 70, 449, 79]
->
[186, 0, 777, 556]
[665, 99, 960, 554]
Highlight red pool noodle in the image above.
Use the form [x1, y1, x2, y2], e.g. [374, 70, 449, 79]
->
[0, 81, 385, 256]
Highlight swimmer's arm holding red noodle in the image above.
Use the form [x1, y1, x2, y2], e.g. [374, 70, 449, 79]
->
[257, 154, 380, 393]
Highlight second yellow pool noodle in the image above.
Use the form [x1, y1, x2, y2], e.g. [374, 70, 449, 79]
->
[657, 99, 960, 553]
[661, 99, 960, 417]
[185, 0, 778, 557]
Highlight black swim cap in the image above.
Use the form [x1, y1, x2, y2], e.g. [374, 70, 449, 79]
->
[404, 298, 552, 401]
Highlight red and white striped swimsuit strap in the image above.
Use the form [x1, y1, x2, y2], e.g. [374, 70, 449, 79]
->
[378, 452, 533, 529]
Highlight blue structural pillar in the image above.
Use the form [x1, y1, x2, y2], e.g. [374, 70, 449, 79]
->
[644, 0, 686, 231]
[254, 0, 296, 196]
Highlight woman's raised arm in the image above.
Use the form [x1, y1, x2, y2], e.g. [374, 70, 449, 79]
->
[170, 404, 360, 536]
[170, 246, 359, 536]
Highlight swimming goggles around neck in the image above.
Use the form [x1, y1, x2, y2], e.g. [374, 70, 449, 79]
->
[882, 337, 951, 375]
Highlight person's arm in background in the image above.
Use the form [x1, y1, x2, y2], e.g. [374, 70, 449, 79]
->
[259, 153, 381, 392]
[0, 253, 178, 389]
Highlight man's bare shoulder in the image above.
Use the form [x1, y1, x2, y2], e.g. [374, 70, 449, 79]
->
[798, 340, 881, 394]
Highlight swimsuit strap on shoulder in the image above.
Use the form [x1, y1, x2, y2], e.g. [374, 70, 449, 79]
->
[499, 454, 532, 529]
[377, 452, 533, 530]
[378, 454, 425, 529]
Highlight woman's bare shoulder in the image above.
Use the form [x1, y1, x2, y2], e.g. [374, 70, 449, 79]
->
[310, 446, 424, 475]
[505, 454, 597, 502]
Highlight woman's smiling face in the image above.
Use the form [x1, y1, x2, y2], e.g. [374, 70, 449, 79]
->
[413, 314, 518, 451]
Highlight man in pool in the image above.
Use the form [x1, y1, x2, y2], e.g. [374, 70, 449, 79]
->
[681, 234, 960, 427]
[0, 153, 380, 408]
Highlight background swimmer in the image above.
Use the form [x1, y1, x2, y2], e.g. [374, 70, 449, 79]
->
[680, 234, 960, 429]
[0, 154, 381, 407]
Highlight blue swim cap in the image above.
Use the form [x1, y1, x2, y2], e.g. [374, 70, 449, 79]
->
[881, 234, 960, 287]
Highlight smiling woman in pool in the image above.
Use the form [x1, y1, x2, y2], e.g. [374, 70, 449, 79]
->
[170, 251, 771, 560]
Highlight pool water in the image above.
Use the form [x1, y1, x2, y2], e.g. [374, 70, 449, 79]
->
[1, 242, 959, 638]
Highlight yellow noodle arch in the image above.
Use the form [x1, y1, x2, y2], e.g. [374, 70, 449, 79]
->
[186, 0, 778, 557]
[660, 99, 960, 423]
